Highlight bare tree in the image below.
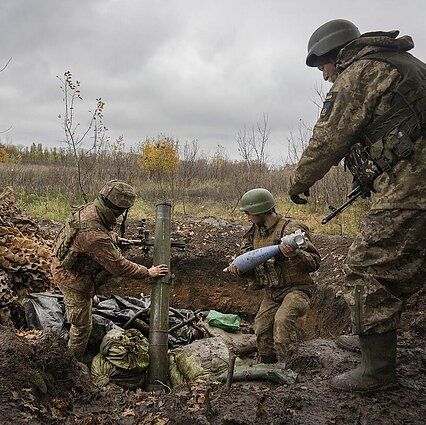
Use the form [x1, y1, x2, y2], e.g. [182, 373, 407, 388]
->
[57, 71, 108, 202]
[311, 80, 326, 110]
[232, 113, 272, 212]
[237, 112, 270, 180]
[286, 120, 311, 164]
[180, 140, 200, 213]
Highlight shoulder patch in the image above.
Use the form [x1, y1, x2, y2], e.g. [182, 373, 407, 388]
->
[319, 91, 337, 122]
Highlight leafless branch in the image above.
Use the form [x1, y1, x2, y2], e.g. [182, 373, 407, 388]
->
[58, 71, 107, 203]
[0, 57, 12, 73]
[0, 125, 12, 134]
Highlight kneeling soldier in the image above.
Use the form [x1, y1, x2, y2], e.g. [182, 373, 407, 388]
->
[229, 188, 320, 363]
[51, 180, 168, 361]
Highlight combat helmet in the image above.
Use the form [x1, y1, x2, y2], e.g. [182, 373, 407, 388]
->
[240, 188, 275, 215]
[99, 180, 136, 209]
[306, 19, 361, 67]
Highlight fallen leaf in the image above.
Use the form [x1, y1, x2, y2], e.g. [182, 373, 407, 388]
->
[123, 407, 135, 417]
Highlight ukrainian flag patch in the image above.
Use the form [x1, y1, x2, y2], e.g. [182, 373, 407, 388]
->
[319, 91, 337, 121]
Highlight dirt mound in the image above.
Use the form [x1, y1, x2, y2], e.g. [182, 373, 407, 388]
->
[0, 187, 54, 326]
[0, 326, 96, 424]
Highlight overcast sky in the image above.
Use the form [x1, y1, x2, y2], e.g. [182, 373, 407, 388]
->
[1, 0, 425, 161]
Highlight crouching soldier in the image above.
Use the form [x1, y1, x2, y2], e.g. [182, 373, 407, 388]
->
[228, 188, 321, 364]
[51, 180, 168, 361]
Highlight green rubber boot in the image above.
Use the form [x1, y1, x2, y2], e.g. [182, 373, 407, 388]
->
[330, 330, 397, 392]
[335, 335, 360, 353]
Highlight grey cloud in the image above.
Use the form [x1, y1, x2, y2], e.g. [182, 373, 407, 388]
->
[0, 0, 425, 159]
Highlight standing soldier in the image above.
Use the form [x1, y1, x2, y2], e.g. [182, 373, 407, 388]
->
[228, 188, 320, 364]
[51, 180, 168, 362]
[289, 20, 425, 391]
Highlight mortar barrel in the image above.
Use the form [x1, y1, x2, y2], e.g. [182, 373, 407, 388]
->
[146, 202, 172, 391]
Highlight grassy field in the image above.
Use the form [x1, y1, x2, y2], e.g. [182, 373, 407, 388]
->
[16, 189, 366, 236]
[2, 155, 366, 236]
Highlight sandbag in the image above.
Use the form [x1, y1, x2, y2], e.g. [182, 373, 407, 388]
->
[169, 337, 244, 386]
[200, 321, 257, 355]
[206, 310, 240, 332]
[91, 328, 149, 388]
[100, 328, 149, 370]
[91, 353, 146, 388]
[217, 364, 298, 385]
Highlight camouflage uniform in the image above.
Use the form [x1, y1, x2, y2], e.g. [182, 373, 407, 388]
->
[51, 200, 149, 361]
[290, 32, 426, 335]
[240, 215, 320, 361]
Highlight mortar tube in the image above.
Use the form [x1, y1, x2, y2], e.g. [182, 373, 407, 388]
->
[146, 202, 172, 391]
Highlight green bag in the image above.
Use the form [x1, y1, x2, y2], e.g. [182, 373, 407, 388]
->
[91, 328, 149, 389]
[99, 328, 149, 370]
[206, 310, 241, 332]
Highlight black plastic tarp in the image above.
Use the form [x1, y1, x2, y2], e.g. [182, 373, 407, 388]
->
[22, 291, 202, 348]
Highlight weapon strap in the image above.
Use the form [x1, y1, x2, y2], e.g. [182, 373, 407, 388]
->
[120, 208, 129, 238]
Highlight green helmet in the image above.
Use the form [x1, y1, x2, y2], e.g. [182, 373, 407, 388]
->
[99, 180, 136, 209]
[240, 188, 275, 215]
[306, 19, 361, 67]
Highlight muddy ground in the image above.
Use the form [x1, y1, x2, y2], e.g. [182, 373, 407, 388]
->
[1, 214, 425, 424]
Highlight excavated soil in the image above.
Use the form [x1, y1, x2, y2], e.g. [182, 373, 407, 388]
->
[1, 211, 424, 424]
[0, 326, 97, 424]
[101, 217, 352, 339]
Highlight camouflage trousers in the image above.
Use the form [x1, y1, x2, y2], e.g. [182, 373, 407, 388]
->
[61, 286, 93, 362]
[254, 289, 310, 361]
[344, 209, 426, 335]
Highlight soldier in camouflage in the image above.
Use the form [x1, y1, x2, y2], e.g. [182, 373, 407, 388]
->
[51, 180, 168, 361]
[229, 189, 320, 364]
[289, 19, 426, 391]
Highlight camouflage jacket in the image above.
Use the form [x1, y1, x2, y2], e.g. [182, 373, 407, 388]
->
[240, 215, 320, 301]
[290, 31, 426, 210]
[51, 202, 149, 296]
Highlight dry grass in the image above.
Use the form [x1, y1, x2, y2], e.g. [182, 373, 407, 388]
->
[3, 160, 367, 235]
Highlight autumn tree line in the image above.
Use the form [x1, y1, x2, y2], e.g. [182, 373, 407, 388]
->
[0, 134, 353, 216]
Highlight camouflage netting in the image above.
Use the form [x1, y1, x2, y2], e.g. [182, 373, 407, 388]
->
[0, 187, 54, 326]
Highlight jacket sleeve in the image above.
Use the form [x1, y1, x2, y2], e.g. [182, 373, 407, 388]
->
[282, 220, 321, 273]
[74, 230, 149, 278]
[289, 60, 399, 195]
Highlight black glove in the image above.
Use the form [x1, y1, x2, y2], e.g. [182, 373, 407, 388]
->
[290, 189, 310, 205]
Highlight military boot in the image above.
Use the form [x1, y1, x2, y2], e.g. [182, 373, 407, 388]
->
[330, 330, 397, 392]
[335, 335, 360, 353]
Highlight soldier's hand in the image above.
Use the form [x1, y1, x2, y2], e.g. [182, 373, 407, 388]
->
[148, 264, 168, 277]
[290, 189, 310, 205]
[228, 263, 241, 276]
[280, 244, 297, 258]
